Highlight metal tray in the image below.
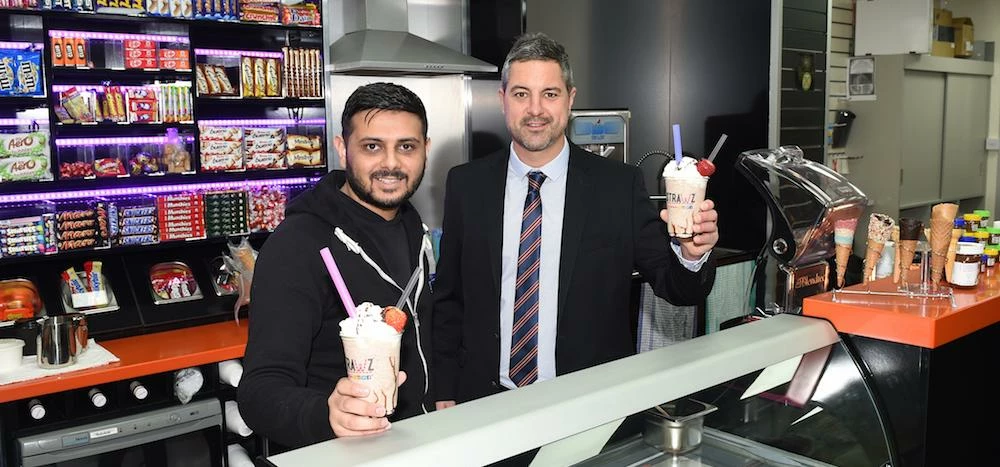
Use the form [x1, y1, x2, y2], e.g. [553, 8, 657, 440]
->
[149, 261, 204, 305]
[60, 271, 120, 315]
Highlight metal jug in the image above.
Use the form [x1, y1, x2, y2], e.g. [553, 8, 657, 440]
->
[36, 314, 88, 369]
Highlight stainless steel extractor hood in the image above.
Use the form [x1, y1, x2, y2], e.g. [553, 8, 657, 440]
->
[328, 0, 498, 74]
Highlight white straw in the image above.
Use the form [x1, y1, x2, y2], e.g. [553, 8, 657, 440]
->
[707, 134, 728, 162]
[395, 267, 422, 309]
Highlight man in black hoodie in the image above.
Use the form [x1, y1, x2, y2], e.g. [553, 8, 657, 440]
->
[238, 82, 435, 450]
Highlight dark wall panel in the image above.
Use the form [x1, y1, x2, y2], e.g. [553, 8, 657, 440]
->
[781, 1, 830, 164]
[782, 90, 825, 108]
[527, 0, 772, 252]
[784, 8, 828, 33]
[785, 0, 827, 13]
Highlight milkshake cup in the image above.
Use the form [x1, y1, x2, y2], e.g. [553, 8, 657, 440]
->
[662, 155, 709, 238]
[340, 302, 404, 415]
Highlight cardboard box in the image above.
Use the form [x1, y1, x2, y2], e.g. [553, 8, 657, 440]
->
[932, 8, 955, 57]
[953, 17, 974, 58]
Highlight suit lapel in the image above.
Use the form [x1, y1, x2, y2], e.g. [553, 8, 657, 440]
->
[484, 152, 509, 291]
[557, 148, 592, 330]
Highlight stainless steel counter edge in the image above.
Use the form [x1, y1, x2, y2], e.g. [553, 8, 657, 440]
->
[268, 314, 839, 467]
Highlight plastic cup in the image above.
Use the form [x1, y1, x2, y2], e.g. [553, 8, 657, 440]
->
[218, 359, 243, 388]
[227, 444, 254, 467]
[341, 333, 402, 415]
[0, 339, 25, 372]
[663, 174, 708, 238]
[224, 400, 253, 437]
[875, 241, 895, 279]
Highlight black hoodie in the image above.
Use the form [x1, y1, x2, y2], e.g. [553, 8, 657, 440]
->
[238, 171, 433, 450]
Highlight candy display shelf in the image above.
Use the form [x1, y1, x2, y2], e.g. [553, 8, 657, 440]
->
[0, 5, 327, 337]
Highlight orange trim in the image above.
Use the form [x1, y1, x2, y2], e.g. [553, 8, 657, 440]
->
[0, 321, 247, 403]
[803, 270, 1000, 348]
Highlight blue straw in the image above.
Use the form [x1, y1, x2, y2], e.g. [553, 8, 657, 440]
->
[672, 124, 683, 164]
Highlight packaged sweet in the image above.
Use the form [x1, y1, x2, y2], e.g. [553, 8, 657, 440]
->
[200, 126, 242, 142]
[195, 65, 210, 95]
[281, 3, 320, 26]
[264, 58, 279, 96]
[212, 66, 235, 95]
[253, 58, 266, 97]
[0, 132, 53, 183]
[240, 57, 254, 97]
[129, 152, 162, 176]
[286, 149, 322, 167]
[94, 158, 127, 178]
[225, 236, 258, 323]
[0, 48, 43, 97]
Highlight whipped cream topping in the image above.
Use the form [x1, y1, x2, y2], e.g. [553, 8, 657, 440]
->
[339, 302, 399, 337]
[662, 156, 702, 178]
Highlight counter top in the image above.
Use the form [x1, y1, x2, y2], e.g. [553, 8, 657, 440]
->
[0, 320, 247, 403]
[803, 270, 1000, 348]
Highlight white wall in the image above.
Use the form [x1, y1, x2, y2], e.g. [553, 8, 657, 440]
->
[947, 0, 1000, 213]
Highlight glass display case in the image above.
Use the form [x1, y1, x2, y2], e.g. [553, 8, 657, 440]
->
[264, 314, 897, 467]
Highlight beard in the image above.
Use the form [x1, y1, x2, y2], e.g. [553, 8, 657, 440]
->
[345, 161, 425, 211]
[510, 116, 564, 152]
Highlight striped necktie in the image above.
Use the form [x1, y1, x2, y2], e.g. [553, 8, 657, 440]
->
[511, 171, 546, 387]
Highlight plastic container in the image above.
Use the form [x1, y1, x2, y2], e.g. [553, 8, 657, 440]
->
[984, 247, 998, 270]
[975, 231, 990, 245]
[989, 228, 1000, 245]
[975, 209, 991, 227]
[964, 213, 982, 233]
[951, 241, 984, 288]
[0, 338, 25, 372]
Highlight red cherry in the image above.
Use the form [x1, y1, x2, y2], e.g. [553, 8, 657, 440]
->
[383, 306, 408, 333]
[696, 158, 716, 177]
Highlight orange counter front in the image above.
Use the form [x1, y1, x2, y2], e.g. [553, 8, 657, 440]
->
[0, 321, 247, 404]
[802, 271, 1000, 348]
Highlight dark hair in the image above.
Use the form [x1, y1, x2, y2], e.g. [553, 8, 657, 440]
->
[341, 82, 428, 139]
[501, 32, 574, 91]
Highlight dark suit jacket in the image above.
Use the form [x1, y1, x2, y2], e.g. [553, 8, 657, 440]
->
[432, 143, 716, 403]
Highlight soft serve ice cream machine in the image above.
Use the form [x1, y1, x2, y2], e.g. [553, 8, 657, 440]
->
[737, 146, 868, 314]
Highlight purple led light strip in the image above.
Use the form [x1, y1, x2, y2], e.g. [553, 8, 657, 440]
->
[55, 136, 196, 147]
[199, 119, 326, 126]
[194, 48, 284, 59]
[51, 84, 158, 92]
[0, 42, 43, 50]
[0, 177, 318, 204]
[0, 119, 49, 126]
[48, 30, 189, 44]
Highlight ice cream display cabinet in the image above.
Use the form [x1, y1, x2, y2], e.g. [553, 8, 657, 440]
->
[0, 6, 327, 342]
[736, 145, 868, 314]
[262, 314, 899, 466]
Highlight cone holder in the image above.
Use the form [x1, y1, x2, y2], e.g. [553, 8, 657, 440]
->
[833, 248, 956, 307]
[832, 285, 956, 308]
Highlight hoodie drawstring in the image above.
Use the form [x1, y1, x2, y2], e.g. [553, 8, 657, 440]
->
[333, 226, 432, 413]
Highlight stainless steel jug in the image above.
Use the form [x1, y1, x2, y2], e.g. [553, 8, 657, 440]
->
[36, 314, 88, 369]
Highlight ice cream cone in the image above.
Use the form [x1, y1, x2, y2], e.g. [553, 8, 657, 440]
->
[897, 240, 918, 283]
[833, 218, 858, 288]
[891, 226, 901, 283]
[930, 203, 959, 283]
[863, 241, 885, 284]
[864, 213, 896, 284]
[836, 243, 852, 288]
[945, 228, 963, 283]
[897, 218, 922, 285]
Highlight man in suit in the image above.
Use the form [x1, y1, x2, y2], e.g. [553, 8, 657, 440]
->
[433, 32, 718, 408]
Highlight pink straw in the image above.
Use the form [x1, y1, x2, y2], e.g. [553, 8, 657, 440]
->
[319, 247, 357, 317]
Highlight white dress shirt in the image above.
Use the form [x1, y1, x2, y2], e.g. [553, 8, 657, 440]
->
[499, 138, 709, 389]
